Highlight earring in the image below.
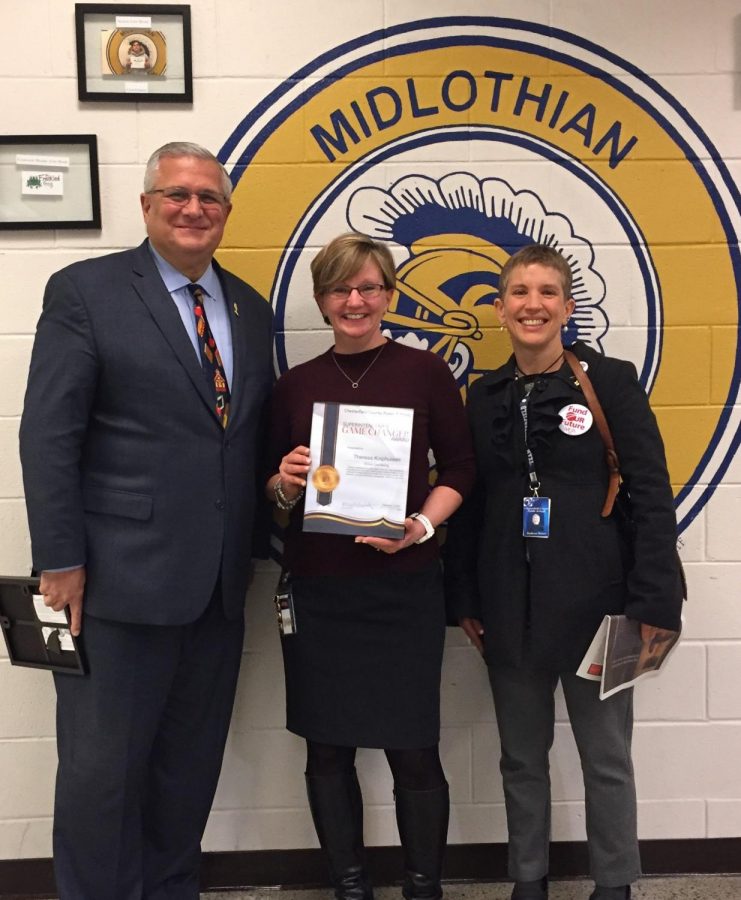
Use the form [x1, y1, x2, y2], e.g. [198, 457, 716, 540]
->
[562, 320, 569, 331]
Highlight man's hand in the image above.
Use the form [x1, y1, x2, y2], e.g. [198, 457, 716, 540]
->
[39, 568, 86, 636]
[460, 616, 485, 655]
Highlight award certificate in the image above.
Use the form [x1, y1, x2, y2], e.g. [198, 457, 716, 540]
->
[304, 402, 414, 538]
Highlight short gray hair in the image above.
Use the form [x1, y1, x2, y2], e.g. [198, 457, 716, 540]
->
[143, 142, 232, 200]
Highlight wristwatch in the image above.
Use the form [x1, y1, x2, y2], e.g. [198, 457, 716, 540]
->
[409, 512, 435, 544]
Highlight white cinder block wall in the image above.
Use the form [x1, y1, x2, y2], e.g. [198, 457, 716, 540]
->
[1, 0, 739, 861]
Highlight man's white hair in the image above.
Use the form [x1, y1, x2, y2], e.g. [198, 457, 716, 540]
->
[143, 142, 232, 199]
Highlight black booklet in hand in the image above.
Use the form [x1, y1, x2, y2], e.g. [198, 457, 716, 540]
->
[0, 576, 85, 675]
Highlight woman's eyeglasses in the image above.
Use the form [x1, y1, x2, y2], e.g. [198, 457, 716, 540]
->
[326, 283, 386, 300]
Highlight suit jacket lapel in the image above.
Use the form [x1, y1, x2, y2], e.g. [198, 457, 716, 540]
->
[129, 241, 221, 423]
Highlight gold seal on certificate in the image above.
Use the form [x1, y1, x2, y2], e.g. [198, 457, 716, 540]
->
[312, 464, 340, 492]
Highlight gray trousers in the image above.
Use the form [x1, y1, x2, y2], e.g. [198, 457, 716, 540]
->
[488, 666, 641, 888]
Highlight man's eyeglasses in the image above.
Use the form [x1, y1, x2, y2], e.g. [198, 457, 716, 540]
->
[147, 187, 228, 208]
[326, 283, 387, 300]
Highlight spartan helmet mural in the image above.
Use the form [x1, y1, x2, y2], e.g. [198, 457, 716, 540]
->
[347, 172, 608, 387]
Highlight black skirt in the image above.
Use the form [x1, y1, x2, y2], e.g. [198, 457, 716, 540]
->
[281, 561, 445, 749]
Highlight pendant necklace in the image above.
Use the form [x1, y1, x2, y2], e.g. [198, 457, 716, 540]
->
[332, 341, 387, 389]
[332, 341, 388, 390]
[514, 349, 564, 379]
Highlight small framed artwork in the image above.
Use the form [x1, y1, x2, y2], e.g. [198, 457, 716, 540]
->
[0, 135, 101, 230]
[75, 4, 192, 102]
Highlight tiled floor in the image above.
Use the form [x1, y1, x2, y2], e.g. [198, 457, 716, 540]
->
[204, 877, 741, 899]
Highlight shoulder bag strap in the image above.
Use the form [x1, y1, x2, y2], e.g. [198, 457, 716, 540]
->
[563, 349, 620, 518]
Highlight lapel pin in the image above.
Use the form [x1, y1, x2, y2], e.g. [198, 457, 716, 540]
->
[233, 302, 240, 317]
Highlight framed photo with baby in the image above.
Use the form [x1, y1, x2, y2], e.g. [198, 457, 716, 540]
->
[75, 3, 193, 102]
[0, 135, 101, 230]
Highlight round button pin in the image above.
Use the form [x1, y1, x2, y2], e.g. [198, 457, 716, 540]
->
[558, 403, 593, 436]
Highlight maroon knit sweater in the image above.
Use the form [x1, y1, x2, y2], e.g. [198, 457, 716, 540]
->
[267, 340, 475, 576]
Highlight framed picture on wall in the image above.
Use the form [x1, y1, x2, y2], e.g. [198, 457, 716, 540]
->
[0, 135, 101, 230]
[75, 4, 193, 102]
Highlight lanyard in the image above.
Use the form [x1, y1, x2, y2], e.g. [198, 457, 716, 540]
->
[519, 391, 540, 497]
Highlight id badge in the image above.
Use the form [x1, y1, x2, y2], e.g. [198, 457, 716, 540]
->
[274, 571, 297, 635]
[522, 496, 551, 538]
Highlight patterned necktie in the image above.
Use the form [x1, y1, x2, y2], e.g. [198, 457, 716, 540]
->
[187, 283, 230, 428]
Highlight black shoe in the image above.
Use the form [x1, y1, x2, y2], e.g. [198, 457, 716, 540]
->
[334, 866, 374, 900]
[511, 875, 548, 900]
[305, 770, 374, 900]
[589, 887, 630, 900]
[394, 783, 449, 900]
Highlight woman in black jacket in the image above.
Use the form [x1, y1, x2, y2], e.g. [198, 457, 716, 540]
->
[445, 244, 683, 900]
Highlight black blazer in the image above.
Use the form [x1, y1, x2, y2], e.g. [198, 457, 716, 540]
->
[445, 342, 683, 671]
[20, 241, 274, 624]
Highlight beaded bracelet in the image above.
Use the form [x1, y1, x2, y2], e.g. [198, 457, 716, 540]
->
[274, 478, 304, 511]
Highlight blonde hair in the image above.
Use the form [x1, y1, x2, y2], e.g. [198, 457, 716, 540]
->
[311, 232, 396, 296]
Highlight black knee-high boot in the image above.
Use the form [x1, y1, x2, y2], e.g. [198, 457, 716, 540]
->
[305, 769, 374, 900]
[394, 783, 449, 900]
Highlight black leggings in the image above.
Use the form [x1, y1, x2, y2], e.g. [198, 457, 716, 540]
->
[306, 740, 446, 791]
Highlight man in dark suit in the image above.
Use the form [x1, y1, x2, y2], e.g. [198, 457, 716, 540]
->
[19, 142, 274, 899]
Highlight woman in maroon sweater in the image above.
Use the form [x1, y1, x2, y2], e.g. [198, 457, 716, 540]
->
[266, 233, 474, 900]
